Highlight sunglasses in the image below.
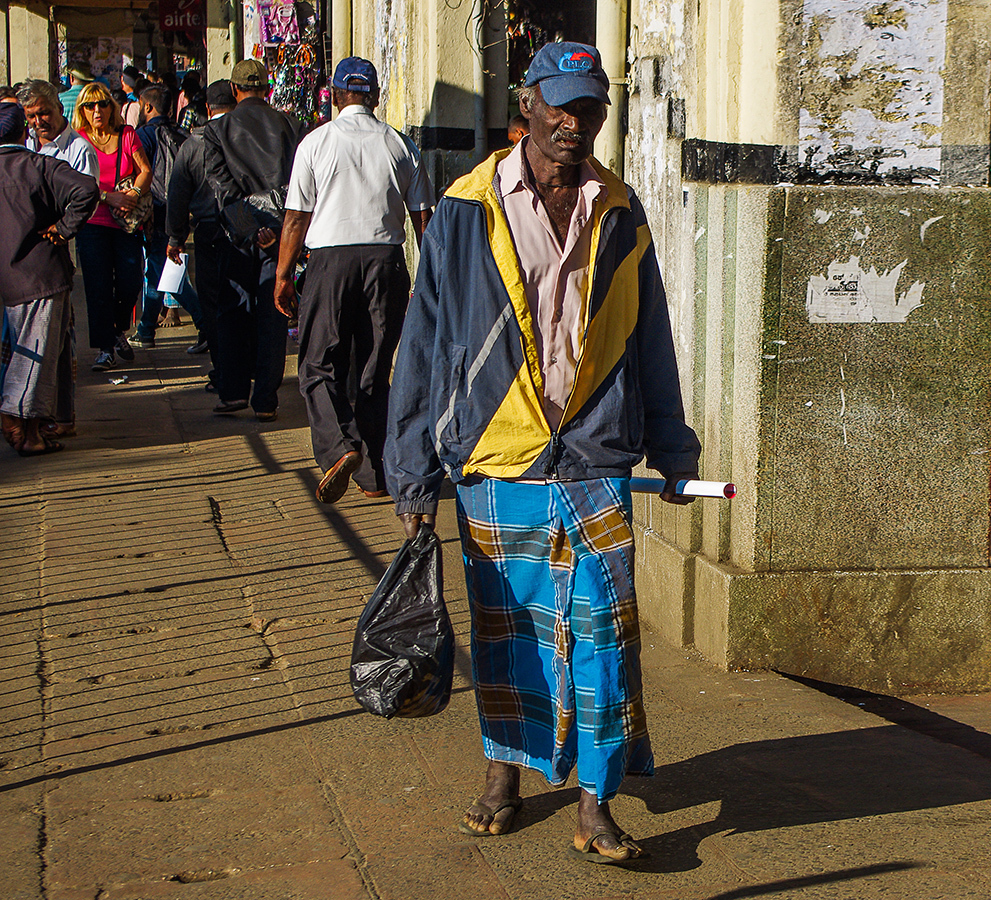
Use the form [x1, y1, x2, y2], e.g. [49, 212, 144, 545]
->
[81, 100, 111, 110]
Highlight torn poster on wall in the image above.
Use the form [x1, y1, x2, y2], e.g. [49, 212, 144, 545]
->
[799, 0, 947, 181]
[806, 257, 924, 323]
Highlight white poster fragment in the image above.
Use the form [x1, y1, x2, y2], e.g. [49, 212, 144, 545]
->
[806, 257, 924, 323]
[799, 0, 948, 177]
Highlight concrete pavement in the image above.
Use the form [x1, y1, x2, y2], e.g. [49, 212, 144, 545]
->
[2, 289, 990, 900]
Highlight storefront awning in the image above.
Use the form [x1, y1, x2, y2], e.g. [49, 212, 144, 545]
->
[53, 6, 149, 38]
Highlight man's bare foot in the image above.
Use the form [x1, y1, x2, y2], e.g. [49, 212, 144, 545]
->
[159, 308, 182, 328]
[459, 760, 522, 835]
[1, 413, 26, 451]
[573, 790, 643, 862]
[40, 420, 76, 439]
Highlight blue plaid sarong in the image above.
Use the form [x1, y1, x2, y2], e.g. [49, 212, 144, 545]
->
[0, 295, 70, 420]
[456, 477, 653, 802]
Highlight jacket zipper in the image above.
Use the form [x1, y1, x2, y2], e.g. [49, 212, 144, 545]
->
[484, 182, 620, 481]
[542, 205, 619, 480]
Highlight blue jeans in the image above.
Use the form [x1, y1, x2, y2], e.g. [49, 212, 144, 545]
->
[76, 223, 144, 352]
[137, 224, 203, 341]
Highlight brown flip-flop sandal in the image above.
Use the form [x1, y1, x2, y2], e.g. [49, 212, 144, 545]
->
[18, 439, 64, 457]
[457, 797, 523, 836]
[567, 831, 644, 864]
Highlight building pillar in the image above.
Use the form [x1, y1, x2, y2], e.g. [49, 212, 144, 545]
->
[0, 1, 9, 86]
[205, 0, 234, 83]
[627, 0, 991, 693]
[7, 0, 51, 82]
[331, 0, 350, 70]
[596, 0, 629, 178]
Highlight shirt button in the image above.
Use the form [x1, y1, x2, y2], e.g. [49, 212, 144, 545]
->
[550, 356, 558, 364]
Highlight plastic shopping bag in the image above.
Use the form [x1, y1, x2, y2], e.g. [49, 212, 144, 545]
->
[350, 525, 454, 718]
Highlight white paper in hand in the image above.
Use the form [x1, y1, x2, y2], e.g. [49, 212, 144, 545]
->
[157, 253, 187, 294]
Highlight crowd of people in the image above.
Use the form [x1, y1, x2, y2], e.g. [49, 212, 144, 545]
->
[1, 43, 706, 867]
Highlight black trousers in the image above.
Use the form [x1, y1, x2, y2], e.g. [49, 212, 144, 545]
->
[192, 220, 223, 381]
[297, 244, 410, 492]
[216, 238, 286, 414]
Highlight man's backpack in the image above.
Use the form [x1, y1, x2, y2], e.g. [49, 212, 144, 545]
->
[150, 122, 189, 204]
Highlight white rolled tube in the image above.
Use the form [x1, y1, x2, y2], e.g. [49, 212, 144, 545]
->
[628, 477, 736, 499]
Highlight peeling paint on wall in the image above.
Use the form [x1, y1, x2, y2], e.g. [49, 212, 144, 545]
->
[373, 0, 408, 117]
[799, 0, 948, 182]
[806, 256, 924, 323]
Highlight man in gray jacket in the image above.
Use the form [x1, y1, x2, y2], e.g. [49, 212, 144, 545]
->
[0, 104, 99, 456]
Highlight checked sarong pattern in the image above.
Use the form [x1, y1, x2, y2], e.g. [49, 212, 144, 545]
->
[456, 477, 653, 802]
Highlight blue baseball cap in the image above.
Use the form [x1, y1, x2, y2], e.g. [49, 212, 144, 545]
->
[524, 42, 610, 107]
[333, 57, 378, 93]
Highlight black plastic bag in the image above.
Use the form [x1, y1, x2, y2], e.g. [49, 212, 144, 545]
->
[350, 525, 454, 718]
[220, 185, 288, 251]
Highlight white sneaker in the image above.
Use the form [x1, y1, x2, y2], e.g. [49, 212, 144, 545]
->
[92, 351, 117, 372]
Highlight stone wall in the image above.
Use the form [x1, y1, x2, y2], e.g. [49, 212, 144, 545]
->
[626, 0, 991, 691]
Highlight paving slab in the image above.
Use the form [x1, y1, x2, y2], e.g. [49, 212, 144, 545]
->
[2, 288, 991, 900]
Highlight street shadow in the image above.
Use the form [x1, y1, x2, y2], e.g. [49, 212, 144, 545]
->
[612, 716, 991, 874]
[505, 687, 991, 876]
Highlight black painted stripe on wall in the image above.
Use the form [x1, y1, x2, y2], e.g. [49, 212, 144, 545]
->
[406, 126, 513, 153]
[407, 126, 474, 152]
[682, 138, 990, 187]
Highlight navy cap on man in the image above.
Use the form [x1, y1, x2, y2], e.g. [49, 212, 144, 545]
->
[524, 41, 611, 107]
[332, 57, 378, 93]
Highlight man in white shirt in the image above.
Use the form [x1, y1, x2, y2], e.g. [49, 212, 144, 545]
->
[274, 57, 435, 504]
[17, 79, 99, 440]
[20, 79, 98, 179]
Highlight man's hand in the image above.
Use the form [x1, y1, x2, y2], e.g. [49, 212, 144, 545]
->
[400, 512, 436, 539]
[660, 470, 701, 506]
[166, 243, 185, 265]
[40, 225, 66, 246]
[255, 226, 277, 249]
[273, 277, 297, 317]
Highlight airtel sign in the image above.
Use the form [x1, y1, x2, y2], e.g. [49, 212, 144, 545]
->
[160, 0, 205, 31]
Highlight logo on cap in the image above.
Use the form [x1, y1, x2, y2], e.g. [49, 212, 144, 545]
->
[558, 51, 596, 74]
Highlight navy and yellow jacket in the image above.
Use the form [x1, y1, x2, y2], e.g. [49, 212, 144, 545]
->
[385, 150, 701, 515]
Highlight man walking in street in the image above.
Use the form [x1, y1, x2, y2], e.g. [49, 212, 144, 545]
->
[0, 103, 99, 456]
[385, 42, 702, 863]
[274, 57, 434, 502]
[166, 80, 237, 387]
[204, 59, 304, 421]
[18, 78, 99, 441]
[133, 84, 201, 348]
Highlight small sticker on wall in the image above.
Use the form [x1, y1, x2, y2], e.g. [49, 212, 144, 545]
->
[806, 256, 924, 323]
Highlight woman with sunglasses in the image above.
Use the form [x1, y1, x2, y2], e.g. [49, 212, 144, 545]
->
[71, 82, 152, 371]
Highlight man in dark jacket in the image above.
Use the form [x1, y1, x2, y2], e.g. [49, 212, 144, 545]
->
[385, 43, 701, 862]
[0, 104, 99, 456]
[166, 80, 236, 378]
[133, 84, 201, 346]
[203, 59, 304, 421]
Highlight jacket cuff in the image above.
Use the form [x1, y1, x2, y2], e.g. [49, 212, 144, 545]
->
[394, 498, 439, 517]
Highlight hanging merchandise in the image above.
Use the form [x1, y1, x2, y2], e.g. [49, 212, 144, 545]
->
[260, 0, 299, 44]
[270, 42, 317, 120]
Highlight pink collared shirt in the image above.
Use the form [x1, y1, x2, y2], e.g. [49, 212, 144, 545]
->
[495, 138, 606, 430]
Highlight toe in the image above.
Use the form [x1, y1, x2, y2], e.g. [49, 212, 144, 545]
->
[488, 807, 515, 835]
[592, 835, 631, 860]
[462, 808, 493, 834]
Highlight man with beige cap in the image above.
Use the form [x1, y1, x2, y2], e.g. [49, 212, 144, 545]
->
[203, 59, 304, 421]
